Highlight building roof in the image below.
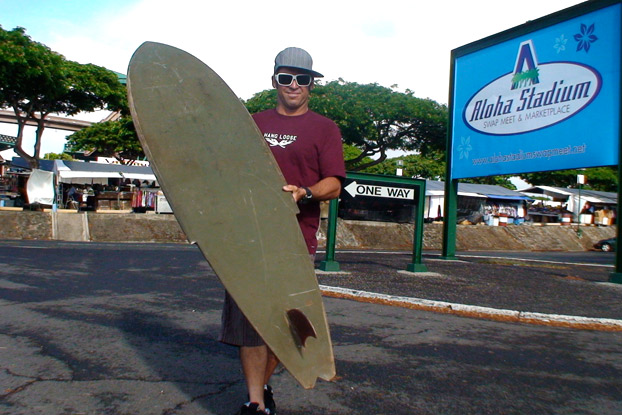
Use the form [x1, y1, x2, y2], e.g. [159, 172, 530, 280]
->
[0, 134, 17, 152]
[113, 71, 127, 85]
[521, 185, 617, 204]
[425, 180, 531, 200]
[10, 157, 155, 181]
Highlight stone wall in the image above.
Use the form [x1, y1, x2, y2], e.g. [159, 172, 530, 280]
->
[0, 209, 616, 251]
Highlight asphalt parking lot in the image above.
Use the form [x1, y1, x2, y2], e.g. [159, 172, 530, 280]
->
[1, 241, 621, 415]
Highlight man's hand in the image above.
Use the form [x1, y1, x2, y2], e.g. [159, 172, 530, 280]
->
[282, 185, 307, 203]
[282, 177, 342, 203]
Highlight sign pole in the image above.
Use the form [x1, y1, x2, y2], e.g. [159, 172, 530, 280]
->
[407, 185, 428, 272]
[441, 178, 458, 259]
[318, 198, 340, 272]
[609, 33, 622, 282]
[442, 44, 458, 261]
[611, 165, 622, 282]
[609, 12, 622, 284]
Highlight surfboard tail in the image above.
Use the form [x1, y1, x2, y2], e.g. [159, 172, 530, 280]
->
[284, 308, 336, 388]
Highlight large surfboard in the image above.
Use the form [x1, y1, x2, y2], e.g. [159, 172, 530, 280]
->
[127, 42, 335, 388]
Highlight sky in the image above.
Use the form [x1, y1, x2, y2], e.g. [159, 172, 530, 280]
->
[0, 0, 586, 163]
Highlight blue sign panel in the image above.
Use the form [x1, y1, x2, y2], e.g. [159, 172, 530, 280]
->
[451, 2, 621, 179]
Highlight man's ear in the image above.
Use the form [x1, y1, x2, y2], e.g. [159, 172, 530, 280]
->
[271, 75, 277, 89]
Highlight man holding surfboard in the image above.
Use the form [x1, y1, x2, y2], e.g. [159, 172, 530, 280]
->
[220, 47, 346, 415]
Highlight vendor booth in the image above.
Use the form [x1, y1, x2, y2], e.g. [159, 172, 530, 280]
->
[424, 180, 531, 225]
[521, 186, 617, 225]
[8, 157, 171, 213]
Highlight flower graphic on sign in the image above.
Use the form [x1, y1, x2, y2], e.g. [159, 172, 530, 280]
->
[458, 136, 472, 160]
[554, 34, 568, 53]
[574, 23, 598, 52]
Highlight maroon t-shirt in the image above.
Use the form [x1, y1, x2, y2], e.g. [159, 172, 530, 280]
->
[253, 109, 346, 254]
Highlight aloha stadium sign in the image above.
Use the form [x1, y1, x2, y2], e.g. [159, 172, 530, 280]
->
[449, 0, 620, 179]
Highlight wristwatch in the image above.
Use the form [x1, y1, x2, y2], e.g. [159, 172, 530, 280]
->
[300, 186, 313, 204]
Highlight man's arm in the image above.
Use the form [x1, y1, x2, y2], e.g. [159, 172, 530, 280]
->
[283, 177, 342, 203]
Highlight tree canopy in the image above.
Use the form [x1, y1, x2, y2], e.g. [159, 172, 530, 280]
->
[0, 25, 127, 168]
[460, 175, 517, 190]
[65, 117, 145, 164]
[245, 80, 448, 171]
[520, 167, 618, 192]
[43, 152, 73, 161]
[362, 152, 446, 180]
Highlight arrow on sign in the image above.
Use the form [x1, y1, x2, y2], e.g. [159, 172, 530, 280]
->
[344, 181, 415, 200]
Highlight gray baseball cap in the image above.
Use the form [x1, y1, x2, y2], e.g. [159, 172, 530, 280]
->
[274, 47, 323, 78]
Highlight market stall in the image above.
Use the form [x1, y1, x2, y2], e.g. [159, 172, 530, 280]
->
[521, 186, 617, 225]
[7, 157, 170, 212]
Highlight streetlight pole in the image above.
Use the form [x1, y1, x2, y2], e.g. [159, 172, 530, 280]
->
[396, 159, 404, 176]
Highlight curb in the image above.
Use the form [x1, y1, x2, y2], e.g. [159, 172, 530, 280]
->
[319, 285, 622, 332]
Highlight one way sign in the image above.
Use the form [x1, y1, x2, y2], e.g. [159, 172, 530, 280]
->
[344, 181, 415, 200]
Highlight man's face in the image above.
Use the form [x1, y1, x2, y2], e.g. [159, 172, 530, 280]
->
[273, 67, 313, 116]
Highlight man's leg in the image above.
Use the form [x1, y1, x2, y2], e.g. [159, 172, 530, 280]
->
[264, 349, 279, 385]
[240, 345, 268, 409]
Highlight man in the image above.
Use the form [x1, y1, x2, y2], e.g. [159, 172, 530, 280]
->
[219, 47, 346, 415]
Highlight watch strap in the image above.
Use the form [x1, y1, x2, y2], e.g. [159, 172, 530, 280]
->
[300, 186, 313, 203]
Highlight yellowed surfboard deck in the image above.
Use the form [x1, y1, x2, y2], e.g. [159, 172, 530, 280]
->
[127, 42, 335, 388]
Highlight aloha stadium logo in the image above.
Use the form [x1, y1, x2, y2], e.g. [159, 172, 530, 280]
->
[463, 39, 601, 135]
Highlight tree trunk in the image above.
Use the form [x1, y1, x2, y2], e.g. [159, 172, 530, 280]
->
[13, 118, 39, 170]
[33, 118, 46, 165]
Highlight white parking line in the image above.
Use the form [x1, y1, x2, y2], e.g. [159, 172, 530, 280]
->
[457, 254, 614, 268]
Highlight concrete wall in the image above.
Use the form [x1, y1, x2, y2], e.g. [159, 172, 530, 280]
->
[316, 220, 613, 251]
[0, 209, 615, 251]
[87, 213, 187, 243]
[0, 210, 53, 240]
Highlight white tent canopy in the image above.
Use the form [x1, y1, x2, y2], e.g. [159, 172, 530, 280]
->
[53, 160, 156, 183]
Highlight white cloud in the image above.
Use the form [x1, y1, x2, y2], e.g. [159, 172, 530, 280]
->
[2, 0, 585, 155]
[38, 0, 584, 103]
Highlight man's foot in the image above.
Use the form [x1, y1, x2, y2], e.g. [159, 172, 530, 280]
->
[264, 385, 276, 415]
[237, 402, 268, 415]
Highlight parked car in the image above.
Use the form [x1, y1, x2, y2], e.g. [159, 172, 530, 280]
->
[594, 237, 616, 252]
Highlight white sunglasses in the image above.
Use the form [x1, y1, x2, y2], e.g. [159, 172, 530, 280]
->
[274, 73, 313, 87]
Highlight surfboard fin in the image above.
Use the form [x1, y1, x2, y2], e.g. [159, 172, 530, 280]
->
[286, 308, 317, 348]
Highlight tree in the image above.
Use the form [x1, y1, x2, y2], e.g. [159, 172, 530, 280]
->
[65, 117, 145, 164]
[0, 25, 127, 169]
[43, 152, 73, 161]
[342, 143, 373, 168]
[461, 175, 517, 190]
[245, 80, 448, 171]
[363, 153, 446, 180]
[520, 167, 617, 192]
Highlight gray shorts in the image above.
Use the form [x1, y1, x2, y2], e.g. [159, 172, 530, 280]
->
[219, 254, 315, 347]
[219, 291, 265, 347]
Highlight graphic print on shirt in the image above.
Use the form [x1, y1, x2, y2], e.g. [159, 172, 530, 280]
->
[263, 132, 298, 148]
